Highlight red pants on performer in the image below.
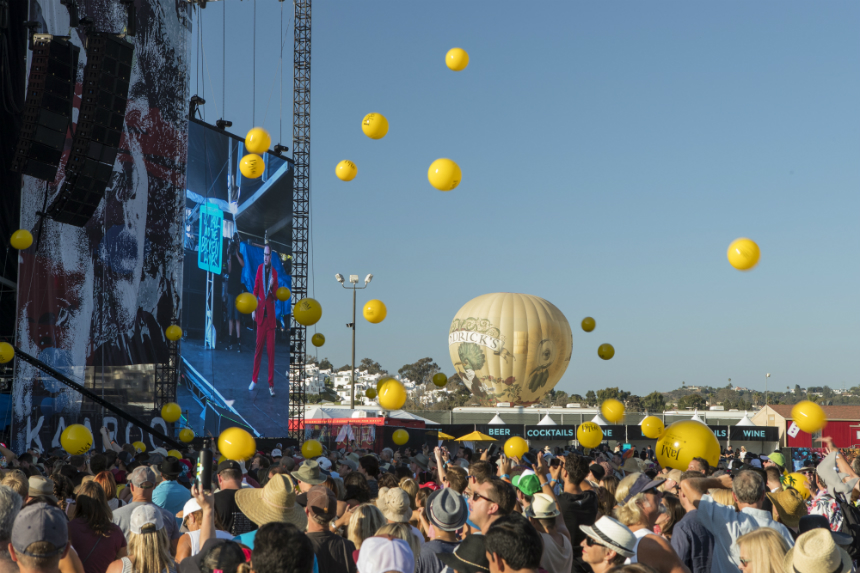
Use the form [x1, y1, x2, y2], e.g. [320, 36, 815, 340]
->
[252, 327, 275, 387]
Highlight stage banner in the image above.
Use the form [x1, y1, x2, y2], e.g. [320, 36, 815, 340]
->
[524, 425, 577, 440]
[598, 425, 627, 442]
[475, 424, 525, 440]
[13, 0, 191, 451]
[709, 426, 729, 440]
[730, 426, 779, 442]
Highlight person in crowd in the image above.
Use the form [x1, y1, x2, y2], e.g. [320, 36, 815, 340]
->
[413, 489, 430, 533]
[248, 244, 278, 396]
[69, 482, 127, 573]
[355, 536, 415, 573]
[484, 514, 543, 573]
[94, 472, 125, 512]
[303, 485, 355, 573]
[468, 477, 516, 534]
[513, 473, 541, 514]
[525, 493, 572, 573]
[436, 534, 489, 573]
[111, 467, 180, 551]
[680, 469, 794, 573]
[9, 503, 70, 573]
[195, 542, 247, 573]
[686, 458, 710, 476]
[556, 454, 599, 570]
[579, 516, 637, 573]
[213, 461, 255, 537]
[249, 522, 314, 573]
[1, 474, 28, 501]
[655, 493, 685, 540]
[358, 457, 380, 499]
[28, 476, 58, 504]
[671, 472, 714, 573]
[376, 524, 422, 569]
[106, 505, 175, 573]
[233, 474, 306, 548]
[415, 489, 467, 573]
[0, 485, 23, 573]
[613, 473, 688, 573]
[765, 467, 783, 493]
[174, 498, 232, 562]
[381, 488, 425, 546]
[224, 233, 245, 353]
[708, 488, 738, 511]
[379, 474, 400, 490]
[736, 528, 789, 573]
[787, 528, 852, 573]
[808, 468, 843, 532]
[342, 503, 386, 550]
[409, 454, 430, 481]
[766, 488, 806, 538]
[338, 457, 357, 477]
[51, 474, 76, 515]
[151, 459, 190, 517]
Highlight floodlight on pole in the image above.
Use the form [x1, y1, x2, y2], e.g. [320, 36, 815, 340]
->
[335, 274, 344, 284]
[336, 272, 373, 409]
[364, 274, 373, 284]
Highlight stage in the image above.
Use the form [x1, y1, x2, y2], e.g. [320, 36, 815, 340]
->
[180, 331, 292, 437]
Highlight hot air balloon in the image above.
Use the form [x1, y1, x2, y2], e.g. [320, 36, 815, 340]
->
[448, 293, 572, 406]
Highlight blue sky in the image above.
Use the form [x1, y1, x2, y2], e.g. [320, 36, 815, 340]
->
[190, 2, 860, 397]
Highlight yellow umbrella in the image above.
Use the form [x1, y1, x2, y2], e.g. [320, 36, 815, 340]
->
[455, 431, 497, 442]
[437, 431, 455, 440]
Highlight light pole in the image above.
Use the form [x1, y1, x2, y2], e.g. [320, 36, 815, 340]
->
[335, 273, 373, 409]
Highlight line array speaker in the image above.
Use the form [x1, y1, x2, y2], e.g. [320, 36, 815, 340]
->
[10, 34, 79, 182]
[47, 33, 133, 227]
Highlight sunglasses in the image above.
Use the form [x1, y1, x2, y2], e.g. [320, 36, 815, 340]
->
[740, 558, 752, 566]
[471, 491, 498, 505]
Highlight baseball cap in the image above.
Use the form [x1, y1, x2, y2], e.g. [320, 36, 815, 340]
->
[356, 536, 414, 573]
[769, 452, 787, 468]
[514, 474, 542, 496]
[271, 449, 282, 458]
[307, 484, 336, 519]
[11, 503, 68, 558]
[621, 473, 664, 504]
[180, 498, 202, 519]
[317, 457, 332, 471]
[129, 466, 157, 489]
[217, 460, 242, 473]
[130, 504, 164, 534]
[117, 451, 134, 467]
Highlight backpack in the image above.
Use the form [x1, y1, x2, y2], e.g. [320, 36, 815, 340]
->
[835, 495, 860, 560]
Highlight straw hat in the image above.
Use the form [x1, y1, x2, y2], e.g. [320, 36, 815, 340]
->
[784, 528, 852, 573]
[235, 474, 307, 530]
[766, 488, 807, 529]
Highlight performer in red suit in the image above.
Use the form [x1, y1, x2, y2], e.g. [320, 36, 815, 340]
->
[248, 245, 278, 396]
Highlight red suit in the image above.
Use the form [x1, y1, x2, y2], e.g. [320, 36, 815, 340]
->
[252, 264, 278, 387]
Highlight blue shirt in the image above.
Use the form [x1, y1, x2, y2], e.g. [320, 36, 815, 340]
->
[151, 480, 192, 517]
[670, 509, 714, 573]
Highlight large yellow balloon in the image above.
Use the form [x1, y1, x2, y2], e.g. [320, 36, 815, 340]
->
[168, 450, 182, 459]
[311, 333, 325, 347]
[504, 436, 528, 459]
[581, 317, 595, 332]
[0, 342, 14, 364]
[218, 427, 256, 461]
[336, 160, 357, 181]
[133, 441, 146, 453]
[656, 420, 720, 471]
[601, 399, 625, 423]
[446, 48, 469, 71]
[362, 113, 389, 140]
[640, 416, 665, 439]
[365, 388, 377, 399]
[302, 439, 323, 459]
[61, 424, 93, 455]
[428, 158, 462, 191]
[598, 343, 615, 360]
[235, 293, 257, 314]
[179, 428, 195, 443]
[393, 429, 409, 446]
[240, 154, 264, 179]
[363, 300, 387, 324]
[792, 401, 827, 434]
[432, 373, 448, 388]
[161, 402, 181, 423]
[277, 287, 291, 301]
[294, 298, 322, 326]
[165, 325, 182, 341]
[783, 472, 812, 500]
[378, 380, 406, 411]
[10, 230, 33, 250]
[577, 422, 603, 449]
[448, 293, 573, 406]
[377, 377, 395, 392]
[245, 127, 271, 155]
[727, 238, 760, 271]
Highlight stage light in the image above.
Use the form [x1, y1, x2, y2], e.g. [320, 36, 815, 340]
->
[216, 118, 232, 129]
[273, 144, 289, 156]
[189, 95, 205, 119]
[335, 274, 344, 283]
[364, 274, 373, 284]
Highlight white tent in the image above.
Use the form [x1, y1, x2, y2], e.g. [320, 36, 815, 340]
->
[591, 414, 609, 426]
[691, 411, 705, 424]
[735, 412, 756, 426]
[488, 413, 506, 425]
[537, 414, 557, 426]
[306, 407, 332, 420]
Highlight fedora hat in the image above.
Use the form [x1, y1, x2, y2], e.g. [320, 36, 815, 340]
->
[621, 458, 641, 473]
[235, 474, 307, 530]
[28, 477, 58, 503]
[291, 460, 326, 486]
[784, 528, 852, 573]
[426, 488, 468, 532]
[580, 516, 637, 557]
[766, 488, 807, 529]
[409, 453, 430, 471]
[524, 493, 560, 519]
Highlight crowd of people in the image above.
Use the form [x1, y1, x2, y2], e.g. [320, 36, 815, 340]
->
[0, 432, 858, 573]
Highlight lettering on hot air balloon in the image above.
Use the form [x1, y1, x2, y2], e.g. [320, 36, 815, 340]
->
[448, 330, 504, 352]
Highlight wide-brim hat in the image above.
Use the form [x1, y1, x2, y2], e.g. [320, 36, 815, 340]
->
[621, 458, 641, 473]
[784, 529, 852, 573]
[766, 488, 807, 529]
[381, 488, 413, 523]
[409, 453, 430, 471]
[235, 474, 307, 530]
[291, 460, 326, 486]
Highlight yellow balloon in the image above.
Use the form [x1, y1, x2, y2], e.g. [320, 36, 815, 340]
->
[504, 436, 528, 459]
[294, 298, 322, 326]
[133, 441, 146, 453]
[577, 422, 603, 449]
[235, 292, 257, 314]
[365, 388, 377, 399]
[179, 428, 195, 443]
[245, 127, 271, 155]
[168, 450, 182, 459]
[311, 333, 325, 347]
[277, 287, 291, 301]
[336, 160, 357, 181]
[165, 325, 182, 341]
[362, 113, 389, 140]
[432, 373, 448, 388]
[60, 424, 93, 455]
[302, 439, 323, 459]
[601, 399, 625, 423]
[240, 154, 264, 179]
[218, 427, 256, 461]
[783, 472, 812, 500]
[640, 416, 665, 439]
[218, 454, 226, 464]
[427, 158, 462, 191]
[656, 420, 720, 471]
[363, 299, 387, 324]
[0, 342, 14, 364]
[581, 317, 595, 332]
[598, 343, 615, 360]
[377, 377, 395, 392]
[393, 429, 409, 446]
[727, 238, 761, 271]
[161, 402, 181, 423]
[378, 380, 406, 411]
[445, 47, 469, 71]
[10, 230, 33, 250]
[792, 400, 827, 434]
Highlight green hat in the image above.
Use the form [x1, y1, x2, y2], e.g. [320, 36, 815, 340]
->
[515, 474, 542, 496]
[769, 452, 787, 468]
[511, 475, 521, 487]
